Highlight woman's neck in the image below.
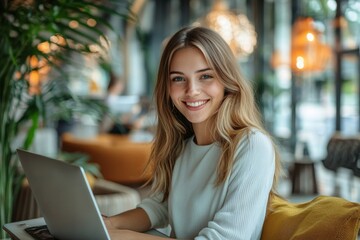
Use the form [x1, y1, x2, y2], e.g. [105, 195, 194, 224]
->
[192, 122, 215, 145]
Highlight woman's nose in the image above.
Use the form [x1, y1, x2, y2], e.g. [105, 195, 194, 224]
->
[185, 80, 200, 96]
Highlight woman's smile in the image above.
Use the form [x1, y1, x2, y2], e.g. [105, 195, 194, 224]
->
[184, 100, 208, 108]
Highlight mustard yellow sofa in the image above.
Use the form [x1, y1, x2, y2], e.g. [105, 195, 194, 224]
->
[61, 133, 152, 185]
[261, 194, 360, 240]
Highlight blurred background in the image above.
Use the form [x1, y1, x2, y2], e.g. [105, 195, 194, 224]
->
[63, 0, 360, 158]
[64, 0, 359, 201]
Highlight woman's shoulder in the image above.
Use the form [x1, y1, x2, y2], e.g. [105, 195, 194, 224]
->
[230, 128, 275, 174]
[235, 128, 274, 156]
[244, 128, 272, 145]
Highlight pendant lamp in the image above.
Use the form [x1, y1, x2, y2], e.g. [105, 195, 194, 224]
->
[194, 0, 257, 58]
[291, 17, 331, 73]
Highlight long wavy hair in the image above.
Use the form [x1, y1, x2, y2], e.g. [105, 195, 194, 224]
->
[147, 26, 281, 201]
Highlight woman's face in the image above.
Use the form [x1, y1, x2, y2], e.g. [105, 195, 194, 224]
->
[169, 46, 225, 127]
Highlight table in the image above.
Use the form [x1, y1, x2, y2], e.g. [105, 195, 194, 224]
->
[13, 179, 141, 222]
[3, 218, 168, 239]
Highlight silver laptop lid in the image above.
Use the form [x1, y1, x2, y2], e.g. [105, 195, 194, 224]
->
[17, 149, 110, 240]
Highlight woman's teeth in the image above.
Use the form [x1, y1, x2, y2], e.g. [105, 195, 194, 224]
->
[186, 101, 207, 107]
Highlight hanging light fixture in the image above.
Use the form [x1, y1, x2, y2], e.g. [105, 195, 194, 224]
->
[194, 0, 257, 58]
[291, 17, 331, 73]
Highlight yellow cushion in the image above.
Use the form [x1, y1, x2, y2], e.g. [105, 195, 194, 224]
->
[261, 195, 360, 240]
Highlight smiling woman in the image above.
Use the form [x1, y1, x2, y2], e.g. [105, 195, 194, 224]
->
[169, 47, 225, 137]
[102, 26, 282, 240]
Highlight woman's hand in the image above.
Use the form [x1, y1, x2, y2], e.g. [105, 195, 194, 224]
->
[102, 216, 174, 240]
[103, 216, 141, 239]
[102, 215, 116, 231]
[106, 228, 172, 240]
[102, 211, 174, 239]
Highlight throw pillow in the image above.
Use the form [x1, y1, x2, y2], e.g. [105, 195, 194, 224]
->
[261, 195, 360, 240]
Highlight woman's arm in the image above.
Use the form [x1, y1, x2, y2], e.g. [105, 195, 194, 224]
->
[104, 208, 151, 232]
[103, 208, 175, 239]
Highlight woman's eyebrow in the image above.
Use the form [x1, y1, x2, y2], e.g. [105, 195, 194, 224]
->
[196, 68, 212, 73]
[169, 71, 183, 75]
[169, 68, 212, 75]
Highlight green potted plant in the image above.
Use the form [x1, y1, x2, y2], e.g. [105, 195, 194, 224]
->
[0, 0, 134, 237]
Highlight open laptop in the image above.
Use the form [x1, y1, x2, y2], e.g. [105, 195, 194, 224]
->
[8, 149, 166, 239]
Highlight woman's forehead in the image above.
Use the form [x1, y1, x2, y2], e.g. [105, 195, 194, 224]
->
[169, 47, 212, 71]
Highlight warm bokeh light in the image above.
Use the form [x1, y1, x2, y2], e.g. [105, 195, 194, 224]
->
[37, 42, 51, 54]
[89, 44, 101, 53]
[306, 33, 315, 42]
[87, 18, 97, 27]
[29, 55, 38, 68]
[29, 70, 40, 95]
[194, 0, 257, 58]
[296, 56, 305, 69]
[50, 43, 59, 51]
[69, 20, 79, 29]
[50, 34, 66, 47]
[290, 17, 331, 73]
[14, 71, 22, 80]
[26, 54, 51, 95]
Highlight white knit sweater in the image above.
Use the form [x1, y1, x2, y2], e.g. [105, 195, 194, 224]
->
[138, 129, 275, 239]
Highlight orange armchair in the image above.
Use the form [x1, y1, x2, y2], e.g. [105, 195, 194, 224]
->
[61, 133, 153, 185]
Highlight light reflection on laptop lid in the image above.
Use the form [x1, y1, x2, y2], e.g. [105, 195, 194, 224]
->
[16, 149, 110, 240]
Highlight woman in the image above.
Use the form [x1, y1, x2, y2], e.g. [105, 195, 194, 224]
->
[103, 26, 281, 239]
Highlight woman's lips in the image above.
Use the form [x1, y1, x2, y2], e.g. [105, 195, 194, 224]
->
[183, 100, 208, 109]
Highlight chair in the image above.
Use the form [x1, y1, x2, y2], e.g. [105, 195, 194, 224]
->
[61, 133, 153, 185]
[322, 134, 360, 197]
[322, 135, 360, 173]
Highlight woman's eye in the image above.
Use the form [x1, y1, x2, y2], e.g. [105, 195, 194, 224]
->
[200, 74, 213, 79]
[172, 76, 184, 82]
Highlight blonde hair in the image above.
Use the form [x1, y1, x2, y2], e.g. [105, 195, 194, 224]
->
[148, 26, 281, 201]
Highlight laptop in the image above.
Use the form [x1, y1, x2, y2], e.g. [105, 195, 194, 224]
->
[10, 149, 166, 239]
